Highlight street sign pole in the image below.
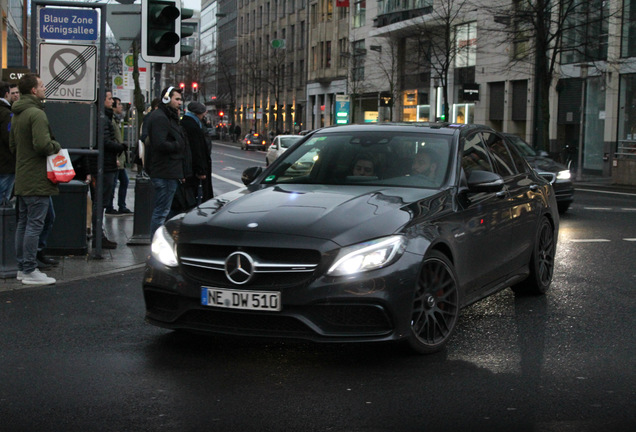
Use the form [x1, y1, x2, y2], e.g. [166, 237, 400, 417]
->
[30, 0, 108, 258]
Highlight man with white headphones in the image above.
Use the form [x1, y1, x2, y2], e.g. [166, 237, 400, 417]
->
[145, 85, 187, 235]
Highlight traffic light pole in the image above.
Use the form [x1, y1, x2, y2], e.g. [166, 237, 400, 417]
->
[153, 63, 163, 102]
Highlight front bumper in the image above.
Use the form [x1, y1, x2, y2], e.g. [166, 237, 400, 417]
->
[142, 252, 422, 343]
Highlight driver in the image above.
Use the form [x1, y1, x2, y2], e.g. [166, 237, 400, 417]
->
[411, 149, 438, 179]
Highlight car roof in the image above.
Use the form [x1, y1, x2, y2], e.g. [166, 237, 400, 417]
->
[310, 122, 491, 136]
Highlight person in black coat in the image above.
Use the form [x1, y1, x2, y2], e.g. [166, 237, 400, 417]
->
[145, 86, 187, 235]
[179, 101, 213, 209]
[89, 91, 126, 249]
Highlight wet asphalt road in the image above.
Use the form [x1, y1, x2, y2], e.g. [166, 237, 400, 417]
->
[0, 164, 635, 431]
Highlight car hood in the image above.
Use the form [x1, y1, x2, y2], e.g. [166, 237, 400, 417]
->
[524, 155, 568, 173]
[177, 184, 444, 247]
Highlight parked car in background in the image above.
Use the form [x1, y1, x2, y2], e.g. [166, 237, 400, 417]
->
[503, 133, 574, 213]
[144, 123, 559, 354]
[241, 133, 268, 151]
[206, 127, 220, 140]
[266, 135, 304, 165]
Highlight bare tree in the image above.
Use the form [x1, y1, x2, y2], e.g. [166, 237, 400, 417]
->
[370, 37, 402, 121]
[409, 0, 475, 122]
[259, 47, 287, 133]
[485, 0, 611, 151]
[345, 37, 372, 124]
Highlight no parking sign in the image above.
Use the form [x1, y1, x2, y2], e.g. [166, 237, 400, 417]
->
[39, 43, 97, 102]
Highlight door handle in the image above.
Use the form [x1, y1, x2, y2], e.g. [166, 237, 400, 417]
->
[496, 190, 507, 198]
[530, 184, 539, 191]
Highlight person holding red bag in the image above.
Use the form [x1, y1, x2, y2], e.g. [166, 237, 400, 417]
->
[9, 73, 61, 285]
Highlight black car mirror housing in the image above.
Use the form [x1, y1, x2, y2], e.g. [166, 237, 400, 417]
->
[242, 166, 264, 185]
[467, 170, 505, 193]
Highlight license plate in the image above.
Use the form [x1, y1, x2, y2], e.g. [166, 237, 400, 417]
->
[201, 287, 281, 311]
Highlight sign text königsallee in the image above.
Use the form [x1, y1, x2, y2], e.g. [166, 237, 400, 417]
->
[40, 8, 98, 41]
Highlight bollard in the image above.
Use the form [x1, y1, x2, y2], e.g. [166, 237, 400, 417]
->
[0, 200, 18, 278]
[47, 180, 88, 255]
[127, 172, 155, 245]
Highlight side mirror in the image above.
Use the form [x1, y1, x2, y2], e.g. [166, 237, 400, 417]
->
[466, 170, 505, 193]
[241, 166, 263, 185]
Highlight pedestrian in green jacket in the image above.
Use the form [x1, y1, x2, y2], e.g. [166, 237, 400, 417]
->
[9, 73, 61, 286]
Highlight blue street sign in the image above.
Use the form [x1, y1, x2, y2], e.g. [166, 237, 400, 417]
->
[40, 8, 98, 41]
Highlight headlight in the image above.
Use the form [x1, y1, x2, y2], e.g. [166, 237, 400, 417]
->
[327, 236, 406, 276]
[557, 170, 571, 180]
[151, 226, 179, 267]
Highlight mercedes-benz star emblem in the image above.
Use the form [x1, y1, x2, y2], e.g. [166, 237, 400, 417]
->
[224, 252, 255, 285]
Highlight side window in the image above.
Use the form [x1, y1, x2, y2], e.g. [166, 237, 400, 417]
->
[461, 133, 494, 175]
[482, 132, 516, 176]
[505, 139, 531, 174]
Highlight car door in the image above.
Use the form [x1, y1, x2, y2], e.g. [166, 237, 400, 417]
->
[482, 131, 544, 270]
[454, 131, 513, 296]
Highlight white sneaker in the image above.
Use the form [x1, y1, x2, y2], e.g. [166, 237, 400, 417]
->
[21, 269, 56, 286]
[16, 271, 24, 281]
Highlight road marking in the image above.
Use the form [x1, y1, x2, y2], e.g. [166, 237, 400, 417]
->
[569, 239, 611, 243]
[624, 238, 636, 242]
[621, 208, 636, 211]
[212, 173, 243, 188]
[583, 207, 612, 211]
[576, 188, 636, 197]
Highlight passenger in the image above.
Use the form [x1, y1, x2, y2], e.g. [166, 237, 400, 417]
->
[352, 153, 377, 177]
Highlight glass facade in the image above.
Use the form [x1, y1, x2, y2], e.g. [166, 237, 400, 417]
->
[618, 74, 636, 142]
[582, 77, 605, 171]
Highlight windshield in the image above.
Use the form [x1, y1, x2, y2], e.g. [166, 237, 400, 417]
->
[506, 135, 537, 157]
[262, 131, 453, 189]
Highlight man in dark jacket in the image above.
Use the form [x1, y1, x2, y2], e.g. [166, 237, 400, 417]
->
[0, 81, 14, 203]
[146, 86, 186, 235]
[90, 91, 125, 248]
[9, 73, 61, 285]
[180, 101, 213, 207]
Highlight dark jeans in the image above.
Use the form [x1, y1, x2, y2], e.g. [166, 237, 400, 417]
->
[15, 196, 50, 273]
[90, 171, 116, 234]
[0, 173, 15, 203]
[107, 168, 129, 211]
[150, 178, 178, 235]
[39, 196, 55, 250]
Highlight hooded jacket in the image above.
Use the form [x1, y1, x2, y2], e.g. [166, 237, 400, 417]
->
[9, 94, 61, 196]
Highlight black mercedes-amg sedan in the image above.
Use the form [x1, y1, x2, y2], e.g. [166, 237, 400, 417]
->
[143, 123, 559, 354]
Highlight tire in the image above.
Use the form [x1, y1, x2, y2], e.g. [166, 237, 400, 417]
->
[557, 202, 570, 214]
[407, 250, 460, 354]
[511, 217, 555, 295]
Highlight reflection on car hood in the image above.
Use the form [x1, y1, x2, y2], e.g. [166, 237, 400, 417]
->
[178, 185, 442, 246]
[524, 155, 568, 173]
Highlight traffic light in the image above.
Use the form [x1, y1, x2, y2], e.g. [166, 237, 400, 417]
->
[192, 82, 198, 93]
[179, 8, 197, 57]
[142, 0, 180, 63]
[179, 82, 185, 90]
[141, 0, 196, 63]
[218, 111, 224, 118]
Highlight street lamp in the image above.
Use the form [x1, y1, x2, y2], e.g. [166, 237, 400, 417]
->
[576, 63, 590, 181]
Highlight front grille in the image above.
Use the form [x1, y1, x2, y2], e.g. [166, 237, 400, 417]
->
[174, 304, 392, 338]
[180, 309, 314, 336]
[178, 245, 322, 287]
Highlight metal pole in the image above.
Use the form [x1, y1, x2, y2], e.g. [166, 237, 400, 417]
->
[576, 64, 588, 182]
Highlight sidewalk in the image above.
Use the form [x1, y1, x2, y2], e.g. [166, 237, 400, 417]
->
[1, 170, 149, 292]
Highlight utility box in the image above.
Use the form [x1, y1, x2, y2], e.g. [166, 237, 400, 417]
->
[0, 202, 18, 278]
[47, 180, 88, 255]
[128, 173, 155, 245]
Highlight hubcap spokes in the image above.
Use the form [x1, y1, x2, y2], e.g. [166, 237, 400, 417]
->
[537, 223, 555, 285]
[412, 260, 459, 346]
